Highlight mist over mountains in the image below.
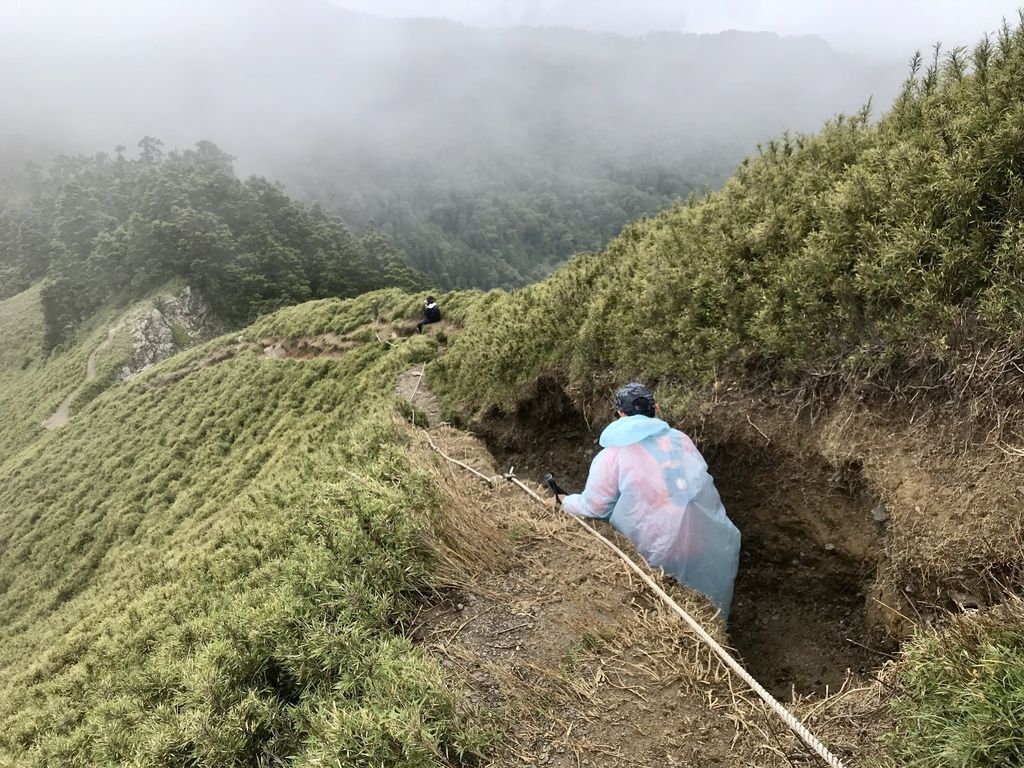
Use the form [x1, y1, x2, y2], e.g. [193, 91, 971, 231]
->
[0, 0, 905, 287]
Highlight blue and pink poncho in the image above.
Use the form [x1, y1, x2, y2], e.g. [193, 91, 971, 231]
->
[561, 414, 741, 619]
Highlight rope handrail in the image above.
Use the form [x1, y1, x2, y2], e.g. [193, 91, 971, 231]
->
[426, 436, 850, 768]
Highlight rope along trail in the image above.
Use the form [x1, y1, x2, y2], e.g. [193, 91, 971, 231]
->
[424, 434, 851, 768]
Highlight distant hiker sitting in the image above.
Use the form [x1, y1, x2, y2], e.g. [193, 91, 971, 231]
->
[552, 383, 741, 619]
[416, 296, 441, 333]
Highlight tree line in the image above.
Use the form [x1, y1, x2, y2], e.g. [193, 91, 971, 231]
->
[284, 152, 727, 290]
[0, 138, 423, 347]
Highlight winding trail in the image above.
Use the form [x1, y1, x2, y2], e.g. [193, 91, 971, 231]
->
[42, 322, 123, 429]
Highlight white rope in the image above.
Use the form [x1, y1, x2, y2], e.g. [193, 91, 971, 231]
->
[424, 433, 497, 486]
[429, 439, 850, 768]
[409, 362, 426, 405]
[507, 471, 848, 768]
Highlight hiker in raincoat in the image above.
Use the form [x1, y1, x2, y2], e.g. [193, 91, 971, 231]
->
[553, 383, 741, 619]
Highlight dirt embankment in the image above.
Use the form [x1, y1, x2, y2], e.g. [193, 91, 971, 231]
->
[467, 377, 1023, 705]
[403, 375, 892, 766]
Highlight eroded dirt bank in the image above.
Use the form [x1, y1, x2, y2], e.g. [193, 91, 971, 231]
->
[469, 381, 894, 701]
[414, 425, 890, 766]
[404, 375, 894, 765]
[468, 376, 1024, 708]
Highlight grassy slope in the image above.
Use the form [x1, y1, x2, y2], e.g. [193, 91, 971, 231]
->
[430, 23, 1024, 767]
[0, 286, 107, 462]
[0, 291, 487, 766]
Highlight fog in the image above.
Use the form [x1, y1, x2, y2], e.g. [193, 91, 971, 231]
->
[0, 0, 915, 176]
[0, 0, 1010, 285]
[330, 0, 1024, 58]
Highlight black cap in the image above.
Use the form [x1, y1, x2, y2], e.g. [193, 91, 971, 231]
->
[615, 383, 656, 417]
[426, 295, 435, 304]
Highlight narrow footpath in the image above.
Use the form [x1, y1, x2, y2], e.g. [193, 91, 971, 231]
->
[42, 321, 123, 429]
[401, 368, 892, 767]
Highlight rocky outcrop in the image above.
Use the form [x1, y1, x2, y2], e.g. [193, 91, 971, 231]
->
[117, 287, 221, 381]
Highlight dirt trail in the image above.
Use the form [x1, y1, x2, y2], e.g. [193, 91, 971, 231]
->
[42, 322, 123, 429]
[397, 366, 442, 426]
[401, 372, 890, 766]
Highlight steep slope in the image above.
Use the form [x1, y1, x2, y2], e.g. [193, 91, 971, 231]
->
[4, 12, 1024, 767]
[432, 18, 1024, 766]
[0, 287, 898, 767]
[0, 285, 217, 464]
[0, 291, 494, 765]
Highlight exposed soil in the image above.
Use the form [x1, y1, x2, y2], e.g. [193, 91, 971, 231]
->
[402, 374, 893, 766]
[470, 379, 893, 701]
[397, 367, 442, 426]
[703, 433, 893, 698]
[413, 426, 887, 767]
[42, 320, 125, 429]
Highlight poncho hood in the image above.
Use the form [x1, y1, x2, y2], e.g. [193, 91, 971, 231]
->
[599, 415, 671, 447]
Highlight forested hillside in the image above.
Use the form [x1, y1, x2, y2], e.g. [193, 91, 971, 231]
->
[0, 140, 421, 347]
[5, 5, 1024, 767]
[0, 0, 904, 289]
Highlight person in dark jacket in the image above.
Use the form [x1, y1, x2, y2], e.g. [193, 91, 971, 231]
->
[416, 296, 441, 333]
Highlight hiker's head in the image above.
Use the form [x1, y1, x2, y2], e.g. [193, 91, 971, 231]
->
[426, 295, 435, 304]
[614, 383, 656, 418]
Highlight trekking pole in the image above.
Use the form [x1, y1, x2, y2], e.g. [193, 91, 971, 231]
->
[512, 470, 850, 768]
[543, 473, 570, 500]
[424, 436, 852, 767]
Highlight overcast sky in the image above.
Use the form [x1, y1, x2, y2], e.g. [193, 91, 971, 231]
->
[330, 0, 1023, 58]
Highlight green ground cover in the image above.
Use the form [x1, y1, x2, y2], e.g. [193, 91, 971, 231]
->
[0, 293, 489, 766]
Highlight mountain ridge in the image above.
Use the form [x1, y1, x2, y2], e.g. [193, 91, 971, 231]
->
[0, 0, 904, 288]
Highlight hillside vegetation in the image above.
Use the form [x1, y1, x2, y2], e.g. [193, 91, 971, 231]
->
[433, 21, 1024, 767]
[0, 286, 117, 463]
[0, 290, 493, 766]
[437, 28, 1024, 420]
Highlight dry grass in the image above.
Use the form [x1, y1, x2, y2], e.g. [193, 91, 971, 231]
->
[407, 417, 889, 767]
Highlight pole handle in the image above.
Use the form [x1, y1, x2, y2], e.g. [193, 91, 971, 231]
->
[543, 473, 570, 498]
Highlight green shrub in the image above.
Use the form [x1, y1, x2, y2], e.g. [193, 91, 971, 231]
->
[885, 601, 1024, 768]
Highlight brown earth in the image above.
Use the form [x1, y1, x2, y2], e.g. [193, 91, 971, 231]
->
[401, 375, 895, 766]
[470, 381, 890, 701]
[469, 375, 1024, 698]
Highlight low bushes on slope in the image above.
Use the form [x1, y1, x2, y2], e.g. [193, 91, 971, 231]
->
[885, 600, 1024, 767]
[0, 296, 488, 766]
[437, 21, 1024, 422]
